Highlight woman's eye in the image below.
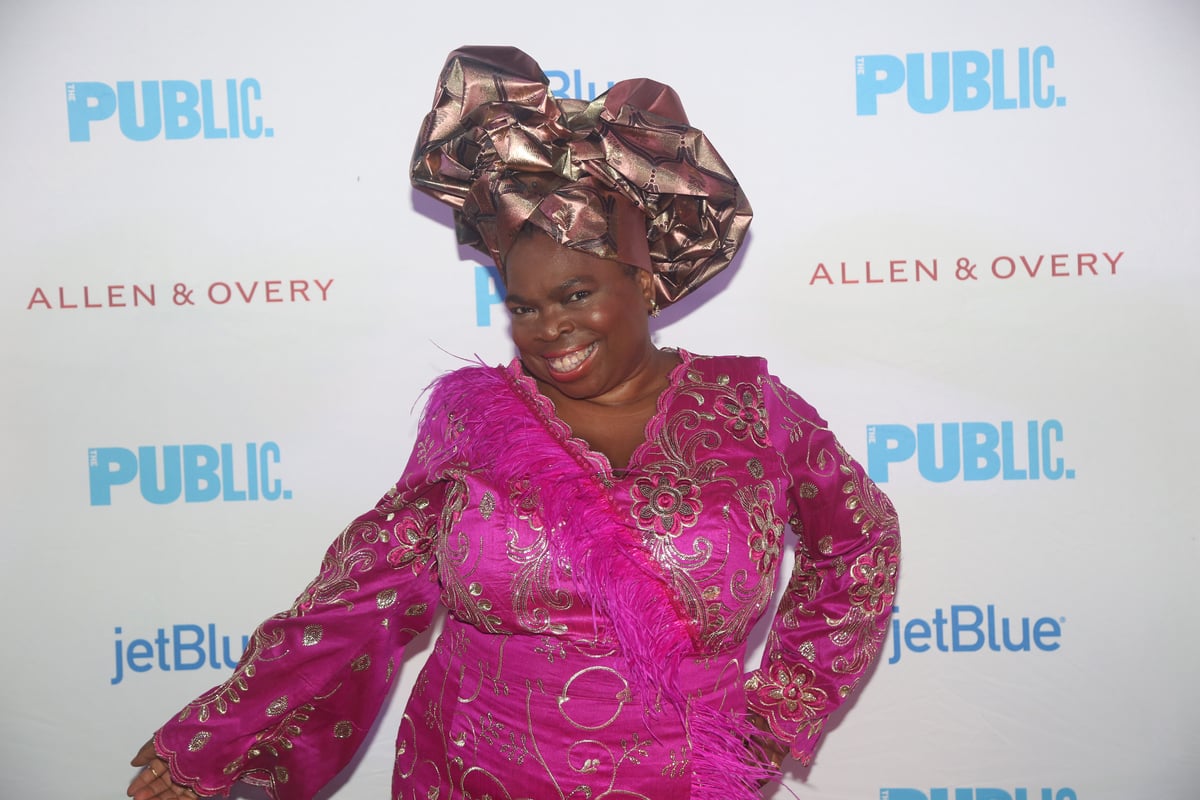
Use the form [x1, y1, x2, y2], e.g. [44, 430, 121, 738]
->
[568, 290, 590, 302]
[507, 305, 533, 316]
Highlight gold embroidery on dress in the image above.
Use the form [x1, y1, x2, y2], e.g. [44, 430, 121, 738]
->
[436, 477, 503, 631]
[507, 479, 573, 635]
[628, 368, 750, 647]
[661, 746, 690, 778]
[302, 624, 323, 646]
[835, 441, 900, 536]
[534, 636, 567, 663]
[828, 530, 899, 675]
[479, 490, 496, 520]
[557, 666, 631, 731]
[480, 710, 530, 764]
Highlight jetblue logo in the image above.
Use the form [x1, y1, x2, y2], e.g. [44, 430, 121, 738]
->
[66, 79, 273, 142]
[546, 68, 614, 101]
[881, 790, 1077, 800]
[887, 604, 1063, 665]
[111, 624, 250, 685]
[88, 442, 290, 505]
[856, 47, 1065, 115]
[866, 421, 1074, 483]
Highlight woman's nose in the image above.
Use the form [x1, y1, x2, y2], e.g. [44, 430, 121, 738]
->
[537, 306, 574, 340]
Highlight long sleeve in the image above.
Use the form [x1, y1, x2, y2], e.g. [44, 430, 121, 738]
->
[743, 373, 900, 765]
[154, 404, 460, 799]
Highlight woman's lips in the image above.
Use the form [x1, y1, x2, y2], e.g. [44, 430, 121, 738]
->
[545, 342, 598, 377]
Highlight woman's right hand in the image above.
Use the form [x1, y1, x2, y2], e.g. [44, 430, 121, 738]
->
[127, 739, 201, 800]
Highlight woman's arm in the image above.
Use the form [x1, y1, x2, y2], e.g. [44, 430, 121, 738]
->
[130, 398, 463, 800]
[744, 372, 901, 766]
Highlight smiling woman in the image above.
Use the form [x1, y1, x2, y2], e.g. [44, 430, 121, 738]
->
[128, 46, 900, 800]
[503, 228, 679, 468]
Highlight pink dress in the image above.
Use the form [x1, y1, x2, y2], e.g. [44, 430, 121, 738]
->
[154, 352, 900, 799]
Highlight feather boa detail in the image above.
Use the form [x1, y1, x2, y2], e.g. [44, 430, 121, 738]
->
[422, 363, 781, 799]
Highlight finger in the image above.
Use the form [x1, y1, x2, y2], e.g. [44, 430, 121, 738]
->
[127, 759, 176, 800]
[130, 738, 158, 767]
[126, 765, 158, 799]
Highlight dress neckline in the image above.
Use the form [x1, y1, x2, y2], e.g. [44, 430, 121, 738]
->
[506, 348, 693, 477]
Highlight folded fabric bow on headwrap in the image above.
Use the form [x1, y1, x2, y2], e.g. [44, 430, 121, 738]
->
[410, 45, 752, 308]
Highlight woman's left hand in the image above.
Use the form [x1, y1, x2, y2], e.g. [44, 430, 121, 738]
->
[127, 739, 200, 800]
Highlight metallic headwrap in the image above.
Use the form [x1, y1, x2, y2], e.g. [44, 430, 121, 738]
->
[411, 46, 752, 308]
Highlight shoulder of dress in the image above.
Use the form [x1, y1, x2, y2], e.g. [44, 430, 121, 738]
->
[692, 355, 827, 427]
[431, 361, 507, 389]
[686, 352, 768, 371]
[419, 362, 512, 423]
[684, 352, 770, 376]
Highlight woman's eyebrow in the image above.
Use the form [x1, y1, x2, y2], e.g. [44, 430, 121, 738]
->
[504, 276, 593, 305]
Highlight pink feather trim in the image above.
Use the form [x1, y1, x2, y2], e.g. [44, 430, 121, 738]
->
[423, 364, 782, 799]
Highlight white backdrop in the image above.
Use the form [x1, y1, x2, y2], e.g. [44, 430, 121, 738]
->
[2, 2, 1197, 799]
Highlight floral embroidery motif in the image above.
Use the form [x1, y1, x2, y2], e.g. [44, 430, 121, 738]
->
[386, 511, 438, 573]
[632, 472, 701, 538]
[746, 660, 828, 723]
[739, 484, 786, 576]
[849, 538, 899, 616]
[714, 381, 770, 446]
[828, 531, 900, 675]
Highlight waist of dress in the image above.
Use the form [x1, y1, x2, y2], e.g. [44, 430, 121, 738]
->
[436, 616, 748, 709]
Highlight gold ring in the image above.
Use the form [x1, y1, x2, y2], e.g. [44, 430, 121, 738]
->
[149, 766, 160, 778]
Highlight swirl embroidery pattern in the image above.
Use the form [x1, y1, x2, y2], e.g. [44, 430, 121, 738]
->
[153, 354, 898, 799]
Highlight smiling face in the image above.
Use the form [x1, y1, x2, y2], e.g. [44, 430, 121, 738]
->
[504, 228, 658, 404]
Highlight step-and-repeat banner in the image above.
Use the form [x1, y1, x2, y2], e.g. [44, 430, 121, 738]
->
[2, 2, 1197, 798]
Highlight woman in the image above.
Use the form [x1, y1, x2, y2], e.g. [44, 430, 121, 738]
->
[128, 46, 899, 800]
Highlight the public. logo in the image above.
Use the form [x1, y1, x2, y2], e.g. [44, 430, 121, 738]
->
[886, 604, 1063, 665]
[111, 624, 250, 685]
[67, 79, 272, 142]
[475, 265, 505, 326]
[881, 789, 1077, 800]
[88, 442, 290, 506]
[856, 46, 1065, 115]
[866, 420, 1074, 483]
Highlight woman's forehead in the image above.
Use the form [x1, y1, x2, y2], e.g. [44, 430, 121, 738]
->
[505, 236, 638, 296]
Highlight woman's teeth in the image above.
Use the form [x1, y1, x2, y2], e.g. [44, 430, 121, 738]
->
[547, 343, 596, 373]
